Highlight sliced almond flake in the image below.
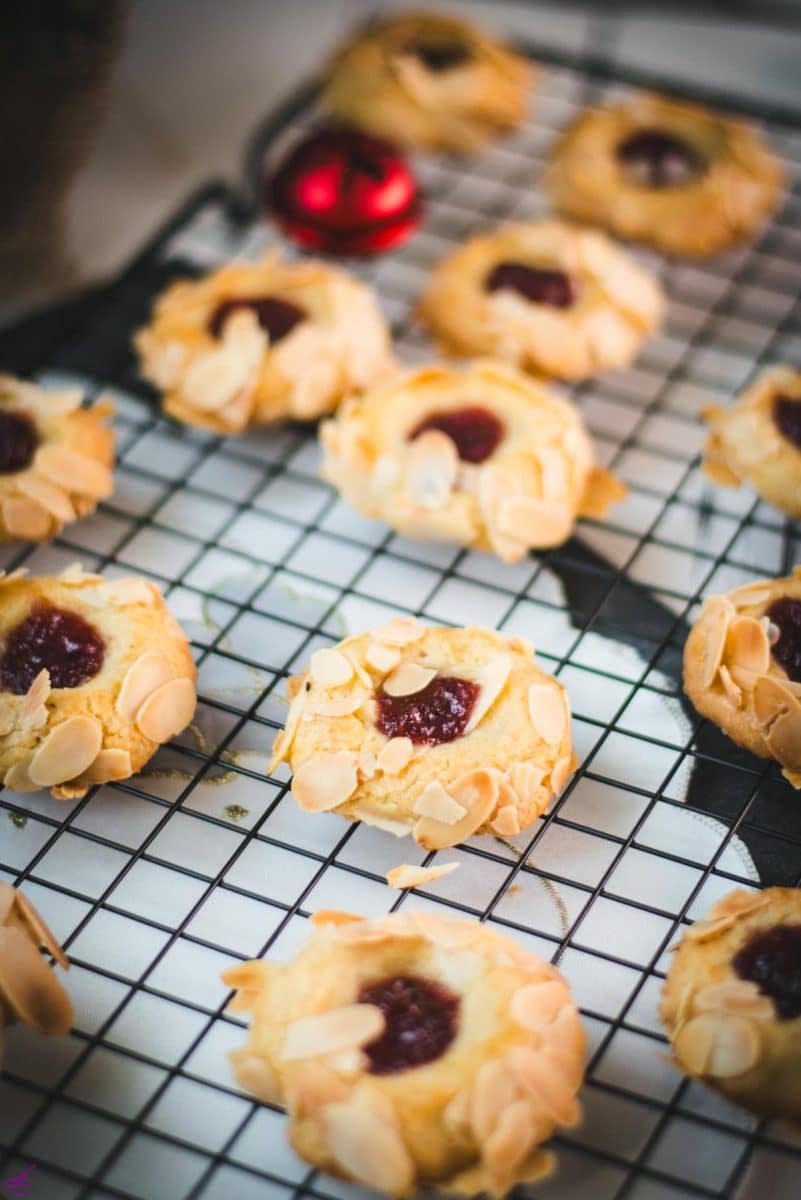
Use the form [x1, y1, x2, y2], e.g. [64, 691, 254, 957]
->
[92, 577, 159, 607]
[310, 691, 367, 718]
[2, 495, 51, 540]
[443, 1087, 472, 1135]
[309, 648, 353, 688]
[509, 762, 545, 802]
[58, 562, 102, 584]
[463, 654, 511, 736]
[0, 926, 73, 1035]
[268, 685, 308, 772]
[528, 683, 567, 745]
[767, 621, 780, 646]
[408, 911, 481, 949]
[365, 641, 402, 673]
[702, 596, 734, 688]
[403, 428, 458, 510]
[322, 1102, 415, 1193]
[33, 444, 113, 499]
[414, 768, 499, 851]
[491, 804, 521, 837]
[343, 652, 372, 689]
[0, 699, 16, 736]
[3, 759, 39, 793]
[326, 1048, 368, 1076]
[373, 617, 422, 646]
[412, 780, 466, 824]
[292, 751, 359, 812]
[470, 1058, 519, 1142]
[510, 980, 571, 1032]
[506, 1045, 581, 1127]
[0, 568, 28, 586]
[281, 1003, 384, 1062]
[229, 1050, 282, 1106]
[726, 616, 770, 675]
[718, 664, 742, 707]
[383, 662, 436, 698]
[385, 861, 459, 890]
[20, 669, 51, 729]
[9, 889, 69, 969]
[28, 716, 103, 787]
[765, 702, 801, 771]
[785, 765, 801, 789]
[675, 1014, 761, 1078]
[751, 674, 799, 728]
[376, 737, 414, 775]
[496, 495, 574, 549]
[116, 652, 173, 722]
[729, 583, 772, 610]
[358, 752, 377, 780]
[694, 979, 773, 1019]
[136, 677, 196, 744]
[17, 475, 75, 523]
[484, 1098, 538, 1175]
[728, 663, 759, 693]
[550, 755, 574, 794]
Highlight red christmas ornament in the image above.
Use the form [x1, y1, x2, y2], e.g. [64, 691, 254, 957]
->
[265, 127, 423, 256]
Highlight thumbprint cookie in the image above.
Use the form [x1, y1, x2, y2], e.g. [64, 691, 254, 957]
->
[0, 883, 73, 1065]
[683, 571, 801, 786]
[663, 888, 801, 1121]
[418, 221, 664, 381]
[224, 909, 585, 1196]
[0, 564, 197, 799]
[269, 619, 576, 847]
[701, 366, 801, 518]
[0, 374, 114, 542]
[320, 360, 626, 563]
[322, 12, 533, 155]
[546, 94, 783, 257]
[135, 255, 393, 434]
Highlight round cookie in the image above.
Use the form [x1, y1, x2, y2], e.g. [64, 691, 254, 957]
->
[135, 255, 393, 434]
[320, 360, 626, 563]
[683, 570, 801, 787]
[418, 221, 664, 381]
[662, 888, 801, 1121]
[701, 366, 801, 518]
[224, 909, 586, 1197]
[0, 564, 197, 799]
[0, 374, 114, 543]
[0, 883, 73, 1066]
[269, 619, 576, 846]
[322, 12, 532, 155]
[546, 94, 783, 258]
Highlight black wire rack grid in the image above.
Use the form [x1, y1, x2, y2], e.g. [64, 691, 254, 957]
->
[2, 36, 801, 1200]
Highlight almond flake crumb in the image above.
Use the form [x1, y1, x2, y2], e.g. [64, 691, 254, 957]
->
[385, 862, 460, 890]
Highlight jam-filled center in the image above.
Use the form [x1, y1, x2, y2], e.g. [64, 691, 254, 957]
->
[375, 675, 479, 745]
[485, 261, 575, 309]
[209, 296, 306, 342]
[0, 602, 106, 695]
[733, 923, 801, 1020]
[408, 40, 471, 72]
[617, 128, 704, 188]
[766, 596, 801, 684]
[0, 411, 39, 475]
[359, 975, 459, 1074]
[773, 394, 801, 452]
[410, 406, 505, 464]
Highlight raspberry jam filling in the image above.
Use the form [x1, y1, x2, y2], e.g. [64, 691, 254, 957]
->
[485, 261, 575, 309]
[209, 296, 306, 342]
[733, 924, 801, 1020]
[408, 41, 471, 72]
[359, 975, 459, 1073]
[773, 394, 801, 451]
[617, 128, 703, 188]
[766, 596, 801, 683]
[0, 411, 39, 475]
[411, 406, 505, 464]
[0, 602, 106, 695]
[375, 675, 479, 745]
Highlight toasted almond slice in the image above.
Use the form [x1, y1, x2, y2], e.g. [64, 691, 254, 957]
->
[34, 445, 113, 499]
[383, 662, 436, 697]
[0, 699, 15, 736]
[59, 562, 102, 584]
[766, 703, 801, 771]
[511, 980, 571, 1031]
[17, 475, 75, 523]
[506, 1045, 581, 1126]
[491, 804, 521, 836]
[496, 496, 574, 549]
[11, 890, 69, 969]
[702, 596, 733, 688]
[373, 617, 422, 646]
[751, 674, 799, 727]
[414, 768, 499, 850]
[470, 1058, 519, 1142]
[404, 429, 458, 510]
[268, 684, 308, 772]
[28, 716, 103, 787]
[729, 583, 772, 610]
[463, 654, 511, 736]
[579, 466, 628, 519]
[229, 1049, 282, 1106]
[0, 927, 73, 1034]
[443, 1087, 472, 1136]
[281, 1003, 384, 1062]
[136, 677, 196, 744]
[19, 668, 51, 731]
[80, 748, 133, 786]
[509, 762, 545, 802]
[385, 861, 459, 890]
[0, 567, 28, 585]
[358, 752, 377, 780]
[726, 616, 770, 675]
[116, 652, 174, 722]
[310, 691, 367, 718]
[365, 642, 401, 673]
[2, 495, 52, 540]
[408, 911, 480, 948]
[322, 1102, 414, 1193]
[550, 755, 574, 794]
[376, 736, 414, 775]
[718, 664, 742, 707]
[694, 980, 773, 1019]
[3, 759, 39, 793]
[484, 1098, 538, 1174]
[96, 578, 159, 607]
[702, 457, 741, 488]
[309, 648, 353, 688]
[292, 751, 359, 812]
[675, 1014, 761, 1078]
[528, 683, 567, 745]
[728, 664, 759, 693]
[413, 780, 467, 824]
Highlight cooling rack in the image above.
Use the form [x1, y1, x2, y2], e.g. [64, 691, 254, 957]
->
[1, 35, 801, 1200]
